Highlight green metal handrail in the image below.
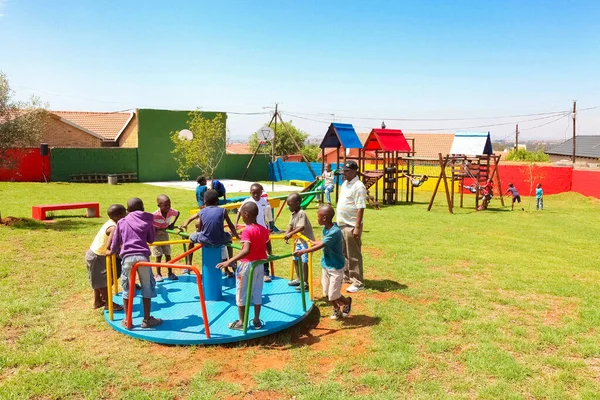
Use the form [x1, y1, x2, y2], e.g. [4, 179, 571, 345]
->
[242, 252, 307, 334]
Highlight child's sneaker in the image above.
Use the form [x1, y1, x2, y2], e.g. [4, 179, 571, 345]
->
[330, 309, 343, 320]
[342, 297, 352, 317]
[288, 279, 301, 286]
[141, 316, 162, 328]
[154, 274, 164, 282]
[263, 275, 272, 283]
[167, 272, 178, 281]
[295, 283, 309, 292]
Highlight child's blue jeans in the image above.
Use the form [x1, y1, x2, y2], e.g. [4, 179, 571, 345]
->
[324, 184, 335, 203]
[536, 197, 544, 210]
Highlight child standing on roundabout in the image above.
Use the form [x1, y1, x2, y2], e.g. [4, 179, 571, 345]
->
[217, 202, 272, 331]
[109, 198, 162, 329]
[284, 192, 315, 292]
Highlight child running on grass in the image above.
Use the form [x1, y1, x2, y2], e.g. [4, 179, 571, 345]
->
[152, 194, 180, 282]
[110, 197, 161, 329]
[235, 183, 272, 282]
[536, 184, 544, 210]
[217, 202, 272, 330]
[294, 205, 352, 320]
[284, 193, 315, 291]
[181, 190, 240, 277]
[85, 204, 126, 311]
[503, 183, 524, 211]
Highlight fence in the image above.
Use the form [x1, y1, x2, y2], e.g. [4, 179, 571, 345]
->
[0, 148, 49, 182]
[50, 148, 138, 182]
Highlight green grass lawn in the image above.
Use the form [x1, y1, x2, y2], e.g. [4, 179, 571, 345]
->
[2, 182, 600, 399]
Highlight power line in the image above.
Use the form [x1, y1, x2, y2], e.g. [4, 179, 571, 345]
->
[286, 109, 570, 122]
[519, 113, 569, 132]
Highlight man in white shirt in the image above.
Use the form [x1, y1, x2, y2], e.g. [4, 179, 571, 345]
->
[336, 160, 367, 293]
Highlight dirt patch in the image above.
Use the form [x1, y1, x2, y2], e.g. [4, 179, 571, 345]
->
[544, 298, 578, 326]
[1, 216, 23, 226]
[51, 284, 375, 396]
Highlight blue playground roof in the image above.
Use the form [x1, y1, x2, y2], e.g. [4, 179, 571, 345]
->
[320, 123, 363, 149]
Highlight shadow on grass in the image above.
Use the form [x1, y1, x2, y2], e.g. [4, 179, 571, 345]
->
[2, 217, 89, 231]
[364, 279, 408, 292]
[217, 299, 383, 350]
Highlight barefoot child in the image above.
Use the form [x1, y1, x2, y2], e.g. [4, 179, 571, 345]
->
[294, 205, 352, 320]
[284, 193, 315, 291]
[503, 183, 524, 211]
[85, 204, 126, 311]
[152, 194, 180, 282]
[110, 197, 162, 329]
[217, 202, 272, 330]
[181, 190, 240, 277]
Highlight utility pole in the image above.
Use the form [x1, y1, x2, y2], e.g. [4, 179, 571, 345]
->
[272, 103, 278, 193]
[572, 100, 577, 163]
[515, 123, 519, 151]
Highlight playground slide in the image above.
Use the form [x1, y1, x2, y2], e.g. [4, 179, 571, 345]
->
[300, 180, 324, 209]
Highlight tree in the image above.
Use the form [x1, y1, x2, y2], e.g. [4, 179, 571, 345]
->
[0, 71, 47, 168]
[170, 111, 228, 181]
[506, 149, 550, 162]
[301, 144, 320, 162]
[492, 142, 506, 152]
[248, 120, 308, 157]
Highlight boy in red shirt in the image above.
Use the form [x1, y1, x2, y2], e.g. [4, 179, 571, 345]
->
[217, 202, 272, 331]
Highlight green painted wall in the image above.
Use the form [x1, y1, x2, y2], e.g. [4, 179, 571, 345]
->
[137, 109, 225, 182]
[51, 148, 138, 182]
[217, 154, 270, 182]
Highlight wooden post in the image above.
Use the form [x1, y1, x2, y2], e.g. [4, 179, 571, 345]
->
[276, 112, 316, 178]
[428, 153, 453, 213]
[490, 154, 505, 206]
[335, 147, 340, 203]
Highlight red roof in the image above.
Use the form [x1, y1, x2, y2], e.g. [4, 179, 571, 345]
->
[363, 129, 412, 152]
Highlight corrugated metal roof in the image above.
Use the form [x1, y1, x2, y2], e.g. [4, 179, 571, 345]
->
[320, 123, 363, 149]
[546, 136, 600, 158]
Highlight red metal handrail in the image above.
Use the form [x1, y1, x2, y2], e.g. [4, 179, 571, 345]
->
[125, 262, 210, 338]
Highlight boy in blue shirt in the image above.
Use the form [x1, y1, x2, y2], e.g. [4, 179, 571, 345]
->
[294, 205, 352, 320]
[196, 176, 208, 207]
[536, 183, 544, 210]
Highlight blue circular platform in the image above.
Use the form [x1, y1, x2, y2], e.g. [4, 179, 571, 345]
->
[104, 274, 313, 345]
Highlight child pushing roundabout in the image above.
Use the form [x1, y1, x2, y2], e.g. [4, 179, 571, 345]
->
[102, 189, 347, 345]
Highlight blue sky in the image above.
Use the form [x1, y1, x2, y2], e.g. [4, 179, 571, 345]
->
[1, 0, 599, 141]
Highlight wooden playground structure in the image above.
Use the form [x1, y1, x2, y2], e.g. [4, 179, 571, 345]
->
[427, 131, 505, 213]
[358, 129, 412, 205]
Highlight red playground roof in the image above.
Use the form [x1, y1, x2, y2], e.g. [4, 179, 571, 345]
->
[363, 129, 412, 152]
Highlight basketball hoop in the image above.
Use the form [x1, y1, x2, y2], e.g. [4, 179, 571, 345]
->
[178, 129, 193, 141]
[258, 126, 274, 141]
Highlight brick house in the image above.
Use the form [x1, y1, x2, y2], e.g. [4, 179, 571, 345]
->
[41, 111, 138, 148]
